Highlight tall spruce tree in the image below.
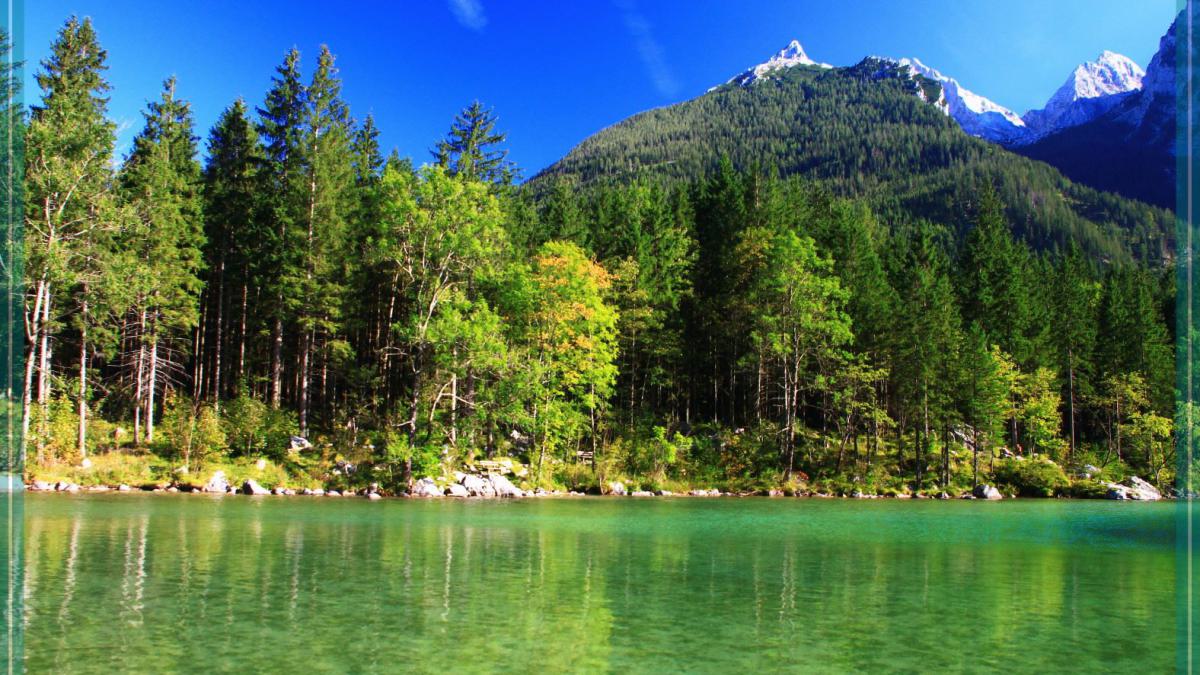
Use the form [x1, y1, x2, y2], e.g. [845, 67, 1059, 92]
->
[256, 48, 307, 410]
[24, 17, 117, 460]
[432, 101, 514, 184]
[201, 99, 264, 405]
[119, 77, 205, 444]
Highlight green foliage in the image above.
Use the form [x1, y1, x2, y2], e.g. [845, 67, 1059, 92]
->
[993, 457, 1069, 497]
[158, 394, 226, 470]
[530, 61, 1171, 264]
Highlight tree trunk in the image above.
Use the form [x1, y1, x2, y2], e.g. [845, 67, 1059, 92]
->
[299, 329, 311, 437]
[270, 311, 283, 408]
[237, 282, 248, 389]
[77, 296, 88, 460]
[213, 256, 225, 408]
[146, 338, 158, 444]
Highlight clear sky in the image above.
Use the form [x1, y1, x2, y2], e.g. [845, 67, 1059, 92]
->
[24, 0, 1177, 177]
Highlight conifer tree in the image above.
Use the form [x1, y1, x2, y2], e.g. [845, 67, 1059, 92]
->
[432, 101, 514, 184]
[201, 99, 264, 405]
[23, 17, 116, 460]
[119, 77, 205, 444]
[256, 48, 307, 410]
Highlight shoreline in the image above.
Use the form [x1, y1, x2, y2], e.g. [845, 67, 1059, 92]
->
[20, 481, 1173, 502]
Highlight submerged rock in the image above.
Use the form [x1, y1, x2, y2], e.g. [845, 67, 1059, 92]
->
[241, 479, 270, 496]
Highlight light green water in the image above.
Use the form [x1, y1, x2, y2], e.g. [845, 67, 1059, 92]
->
[17, 494, 1176, 673]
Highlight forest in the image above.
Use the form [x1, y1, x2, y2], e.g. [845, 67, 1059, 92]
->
[20, 17, 1178, 497]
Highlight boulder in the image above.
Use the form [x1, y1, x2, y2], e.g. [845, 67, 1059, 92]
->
[1106, 477, 1163, 501]
[367, 492, 383, 500]
[289, 436, 312, 452]
[204, 471, 230, 494]
[488, 474, 523, 498]
[1128, 476, 1163, 501]
[410, 478, 443, 498]
[658, 490, 675, 497]
[607, 481, 627, 496]
[326, 490, 341, 497]
[118, 484, 131, 492]
[631, 490, 654, 497]
[445, 483, 470, 498]
[30, 480, 52, 491]
[460, 473, 494, 497]
[972, 484, 1003, 500]
[241, 479, 269, 495]
[936, 492, 950, 500]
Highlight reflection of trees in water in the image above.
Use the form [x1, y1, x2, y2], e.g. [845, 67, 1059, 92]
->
[18, 500, 1174, 671]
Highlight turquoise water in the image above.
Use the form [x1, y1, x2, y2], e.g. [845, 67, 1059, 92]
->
[17, 495, 1176, 672]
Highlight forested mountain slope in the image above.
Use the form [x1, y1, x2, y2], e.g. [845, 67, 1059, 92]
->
[531, 61, 1172, 263]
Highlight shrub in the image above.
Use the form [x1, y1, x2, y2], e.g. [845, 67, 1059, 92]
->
[993, 456, 1069, 497]
[159, 395, 227, 471]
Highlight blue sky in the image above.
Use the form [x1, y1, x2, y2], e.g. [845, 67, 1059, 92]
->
[24, 1, 1176, 176]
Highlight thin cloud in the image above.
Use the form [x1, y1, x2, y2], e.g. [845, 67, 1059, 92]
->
[615, 0, 680, 98]
[449, 0, 487, 31]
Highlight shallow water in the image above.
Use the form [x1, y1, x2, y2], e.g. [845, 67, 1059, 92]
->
[15, 494, 1178, 672]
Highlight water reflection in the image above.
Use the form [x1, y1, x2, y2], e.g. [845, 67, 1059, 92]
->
[20, 496, 1174, 672]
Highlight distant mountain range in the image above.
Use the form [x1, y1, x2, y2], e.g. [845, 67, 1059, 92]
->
[719, 12, 1178, 208]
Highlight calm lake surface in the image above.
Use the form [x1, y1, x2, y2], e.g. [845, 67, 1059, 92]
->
[17, 494, 1177, 672]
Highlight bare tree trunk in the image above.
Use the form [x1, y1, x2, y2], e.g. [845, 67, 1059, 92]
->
[270, 312, 283, 408]
[77, 296, 88, 460]
[237, 282, 248, 389]
[134, 311, 147, 445]
[146, 338, 158, 444]
[37, 282, 52, 458]
[299, 329, 311, 438]
[212, 256, 225, 408]
[23, 278, 44, 462]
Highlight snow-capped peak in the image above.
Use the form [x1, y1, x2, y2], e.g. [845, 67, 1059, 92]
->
[889, 57, 1027, 143]
[1020, 51, 1144, 141]
[1068, 51, 1145, 100]
[729, 39, 833, 85]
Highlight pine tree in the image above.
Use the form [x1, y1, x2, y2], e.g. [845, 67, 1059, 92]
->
[23, 17, 117, 460]
[432, 101, 514, 184]
[294, 45, 355, 437]
[201, 99, 264, 405]
[256, 48, 307, 410]
[119, 77, 205, 445]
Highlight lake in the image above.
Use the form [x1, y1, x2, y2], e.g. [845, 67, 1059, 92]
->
[14, 494, 1178, 672]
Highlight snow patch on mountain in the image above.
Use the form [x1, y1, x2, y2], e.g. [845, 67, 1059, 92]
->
[1021, 51, 1144, 141]
[891, 57, 1027, 144]
[729, 40, 833, 86]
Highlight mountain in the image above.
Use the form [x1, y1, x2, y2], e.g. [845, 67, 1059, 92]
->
[892, 57, 1028, 144]
[1014, 12, 1181, 209]
[530, 53, 1172, 262]
[727, 39, 832, 86]
[1020, 51, 1144, 141]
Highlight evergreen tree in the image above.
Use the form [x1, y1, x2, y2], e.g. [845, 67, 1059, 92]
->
[200, 99, 264, 405]
[433, 101, 514, 184]
[23, 17, 117, 460]
[256, 47, 307, 409]
[118, 77, 205, 444]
